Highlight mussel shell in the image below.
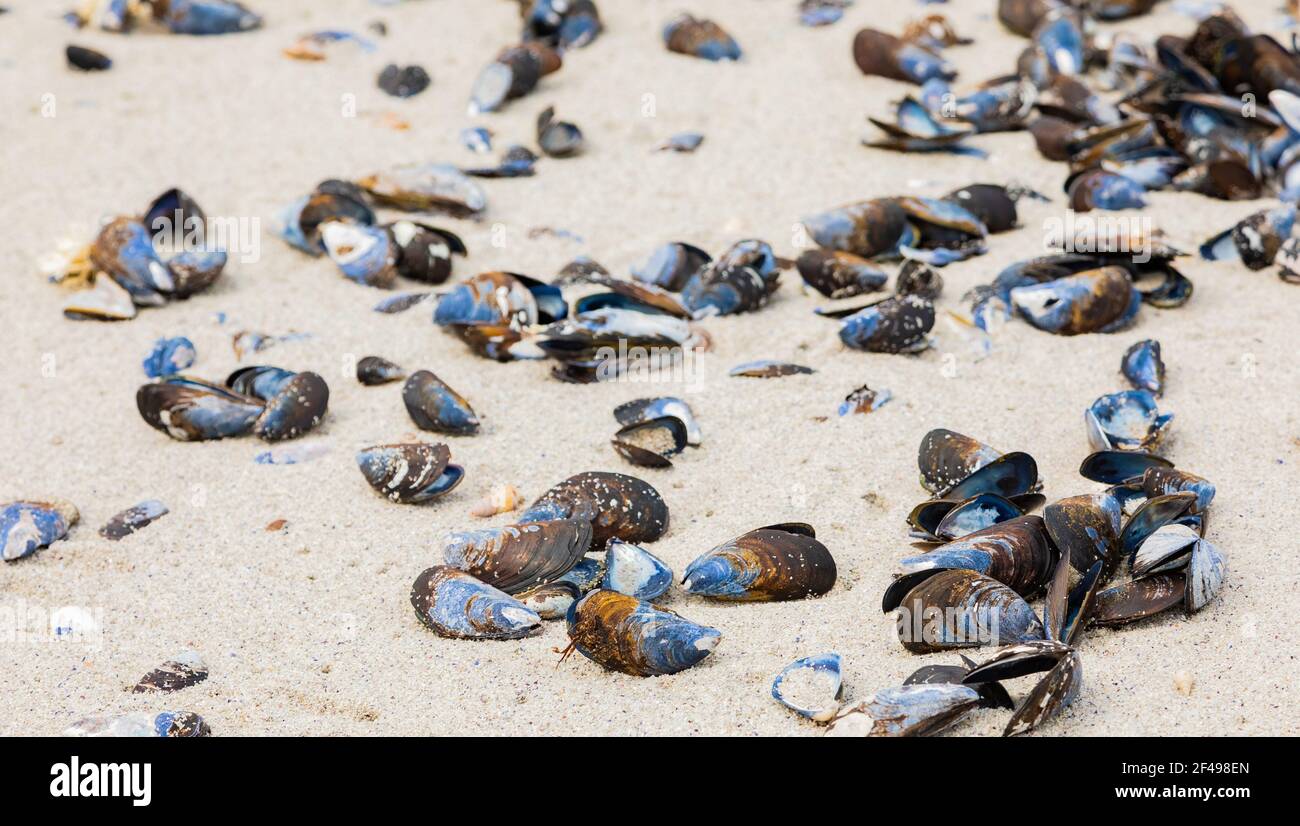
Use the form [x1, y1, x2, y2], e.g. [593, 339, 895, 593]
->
[917, 429, 1002, 495]
[537, 106, 584, 157]
[1043, 558, 1103, 645]
[826, 684, 980, 737]
[899, 515, 1056, 597]
[1185, 537, 1225, 612]
[853, 28, 954, 84]
[281, 184, 376, 255]
[516, 580, 581, 620]
[1, 500, 79, 562]
[137, 376, 264, 441]
[960, 639, 1072, 684]
[603, 539, 673, 601]
[943, 184, 1019, 234]
[771, 652, 844, 722]
[144, 188, 205, 240]
[443, 519, 592, 594]
[1141, 466, 1214, 513]
[1044, 493, 1122, 574]
[908, 492, 1022, 541]
[1085, 389, 1172, 452]
[64, 711, 211, 738]
[133, 650, 208, 694]
[729, 360, 815, 378]
[682, 526, 835, 602]
[357, 443, 463, 504]
[1121, 338, 1165, 395]
[321, 222, 396, 288]
[434, 271, 563, 328]
[555, 556, 606, 593]
[943, 451, 1040, 501]
[356, 355, 406, 386]
[167, 249, 227, 298]
[614, 397, 702, 446]
[1004, 648, 1082, 736]
[99, 499, 168, 541]
[1092, 572, 1187, 626]
[611, 416, 688, 468]
[410, 565, 542, 639]
[519, 471, 669, 548]
[564, 589, 721, 676]
[889, 568, 1045, 652]
[796, 249, 888, 299]
[253, 371, 329, 441]
[1120, 492, 1197, 560]
[1131, 523, 1199, 577]
[1010, 267, 1140, 335]
[663, 13, 741, 61]
[402, 370, 480, 435]
[356, 163, 487, 216]
[802, 199, 909, 258]
[631, 242, 712, 292]
[894, 259, 943, 299]
[1078, 449, 1172, 485]
[839, 294, 935, 353]
[386, 221, 466, 283]
[903, 656, 1015, 710]
[91, 216, 173, 305]
[142, 336, 197, 378]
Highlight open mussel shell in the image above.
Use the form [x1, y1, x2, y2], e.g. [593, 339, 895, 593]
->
[960, 640, 1073, 684]
[410, 565, 542, 640]
[137, 376, 264, 442]
[614, 397, 701, 446]
[1121, 339, 1164, 395]
[682, 524, 836, 602]
[1184, 536, 1225, 612]
[886, 568, 1045, 652]
[356, 355, 406, 386]
[65, 711, 212, 738]
[826, 684, 980, 737]
[519, 471, 669, 548]
[796, 249, 888, 299]
[771, 652, 843, 722]
[603, 539, 673, 601]
[516, 581, 581, 620]
[899, 515, 1057, 597]
[630, 241, 711, 292]
[537, 106, 584, 157]
[1, 499, 79, 562]
[1120, 492, 1197, 561]
[99, 499, 168, 541]
[357, 443, 463, 504]
[1011, 267, 1140, 335]
[403, 370, 480, 435]
[611, 416, 688, 469]
[1044, 557, 1103, 645]
[917, 429, 1001, 495]
[943, 451, 1040, 502]
[1044, 492, 1122, 574]
[443, 519, 592, 594]
[905, 655, 1015, 710]
[356, 163, 487, 216]
[237, 370, 329, 442]
[385, 221, 466, 284]
[564, 589, 721, 676]
[133, 650, 208, 694]
[1078, 449, 1171, 485]
[663, 13, 741, 61]
[1092, 572, 1187, 626]
[91, 216, 173, 305]
[1131, 523, 1199, 577]
[909, 492, 1026, 542]
[434, 270, 565, 328]
[839, 294, 935, 353]
[1085, 389, 1172, 452]
[277, 181, 375, 255]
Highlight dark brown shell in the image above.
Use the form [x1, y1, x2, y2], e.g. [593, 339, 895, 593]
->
[1092, 572, 1186, 626]
[997, 0, 1059, 37]
[853, 28, 911, 81]
[911, 515, 1056, 597]
[890, 568, 1045, 653]
[254, 371, 329, 441]
[132, 651, 208, 694]
[563, 589, 720, 677]
[356, 355, 406, 386]
[681, 526, 836, 601]
[442, 519, 593, 594]
[1044, 493, 1121, 575]
[917, 429, 1002, 494]
[520, 471, 669, 548]
[1004, 648, 1082, 736]
[796, 249, 888, 299]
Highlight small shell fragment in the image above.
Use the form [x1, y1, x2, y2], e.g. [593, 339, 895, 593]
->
[470, 483, 523, 518]
[64, 711, 211, 738]
[133, 650, 209, 693]
[99, 499, 168, 541]
[771, 652, 843, 722]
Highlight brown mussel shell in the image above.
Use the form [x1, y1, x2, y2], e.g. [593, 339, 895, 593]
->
[886, 568, 1045, 652]
[521, 472, 669, 548]
[357, 442, 463, 504]
[905, 515, 1057, 597]
[356, 355, 406, 386]
[1092, 572, 1187, 626]
[917, 429, 1002, 495]
[442, 518, 593, 593]
[254, 371, 329, 441]
[1044, 493, 1122, 575]
[681, 525, 836, 602]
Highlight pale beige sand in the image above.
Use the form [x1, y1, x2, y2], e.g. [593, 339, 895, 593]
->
[1, 0, 1297, 736]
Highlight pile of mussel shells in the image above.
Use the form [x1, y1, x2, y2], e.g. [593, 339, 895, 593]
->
[836, 419, 1225, 736]
[137, 366, 328, 442]
[72, 0, 262, 35]
[50, 189, 228, 321]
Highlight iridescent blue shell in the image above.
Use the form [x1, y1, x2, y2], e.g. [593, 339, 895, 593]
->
[410, 566, 541, 640]
[1, 500, 78, 562]
[142, 336, 196, 378]
[602, 539, 673, 601]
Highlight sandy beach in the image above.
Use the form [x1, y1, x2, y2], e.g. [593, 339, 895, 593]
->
[1, 0, 1297, 736]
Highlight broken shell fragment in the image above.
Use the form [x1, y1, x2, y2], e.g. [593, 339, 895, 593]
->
[402, 370, 480, 435]
[838, 384, 892, 416]
[1, 500, 79, 562]
[771, 652, 843, 722]
[132, 650, 208, 693]
[142, 336, 196, 378]
[657, 132, 704, 152]
[356, 355, 406, 386]
[356, 443, 463, 504]
[442, 519, 593, 594]
[62, 275, 137, 321]
[64, 711, 211, 737]
[99, 499, 168, 541]
[729, 360, 815, 378]
[410, 565, 541, 640]
[563, 589, 721, 676]
[682, 524, 836, 602]
[663, 13, 741, 61]
[826, 684, 980, 737]
[603, 539, 673, 601]
[470, 483, 523, 518]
